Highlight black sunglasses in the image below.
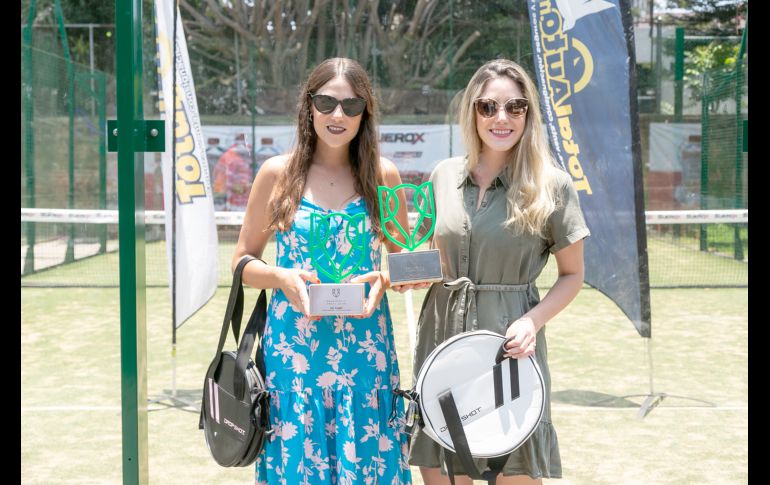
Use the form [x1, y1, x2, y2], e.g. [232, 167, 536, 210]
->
[474, 97, 529, 118]
[309, 94, 367, 117]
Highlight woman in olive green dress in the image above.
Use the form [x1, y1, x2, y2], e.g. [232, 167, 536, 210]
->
[393, 59, 590, 484]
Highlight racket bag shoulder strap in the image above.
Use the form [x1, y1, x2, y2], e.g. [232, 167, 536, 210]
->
[439, 339, 517, 485]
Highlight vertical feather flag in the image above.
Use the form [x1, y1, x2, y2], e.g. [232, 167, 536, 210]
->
[527, 0, 652, 336]
[155, 1, 219, 328]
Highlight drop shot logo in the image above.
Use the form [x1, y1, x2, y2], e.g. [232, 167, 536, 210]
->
[224, 417, 246, 436]
[440, 406, 483, 433]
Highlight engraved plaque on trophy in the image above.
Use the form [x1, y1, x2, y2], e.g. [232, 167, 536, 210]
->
[378, 181, 443, 285]
[308, 212, 367, 316]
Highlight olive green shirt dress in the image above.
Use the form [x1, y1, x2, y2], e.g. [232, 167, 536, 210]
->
[408, 156, 591, 479]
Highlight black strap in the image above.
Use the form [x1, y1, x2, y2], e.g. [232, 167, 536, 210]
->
[438, 390, 501, 484]
[494, 337, 521, 401]
[495, 336, 515, 365]
[234, 289, 268, 400]
[441, 337, 517, 485]
[445, 451, 457, 485]
[249, 388, 272, 430]
[444, 452, 504, 485]
[201, 255, 268, 425]
[213, 255, 257, 361]
[493, 363, 503, 409]
[231, 285, 244, 346]
[509, 358, 520, 401]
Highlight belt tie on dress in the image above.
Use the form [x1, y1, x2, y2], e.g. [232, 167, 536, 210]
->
[442, 277, 530, 337]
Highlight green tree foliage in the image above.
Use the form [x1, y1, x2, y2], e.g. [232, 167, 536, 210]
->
[664, 0, 746, 35]
[684, 41, 740, 112]
[21, 0, 115, 74]
[21, 0, 541, 117]
[177, 0, 534, 115]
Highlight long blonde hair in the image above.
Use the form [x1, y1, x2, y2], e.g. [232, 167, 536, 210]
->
[458, 59, 560, 236]
[268, 58, 385, 239]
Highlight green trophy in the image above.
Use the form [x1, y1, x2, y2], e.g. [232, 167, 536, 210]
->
[308, 212, 367, 316]
[378, 181, 443, 285]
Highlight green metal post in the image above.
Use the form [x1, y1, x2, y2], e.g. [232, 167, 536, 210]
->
[699, 73, 709, 251]
[115, 0, 149, 482]
[743, 119, 747, 152]
[655, 19, 662, 114]
[54, 0, 72, 57]
[674, 27, 684, 122]
[23, 9, 36, 275]
[98, 72, 108, 253]
[732, 20, 747, 260]
[52, 0, 77, 261]
[65, 61, 76, 262]
[666, 22, 682, 238]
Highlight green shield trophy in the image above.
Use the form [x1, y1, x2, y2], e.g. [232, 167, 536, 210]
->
[378, 181, 443, 285]
[308, 212, 367, 316]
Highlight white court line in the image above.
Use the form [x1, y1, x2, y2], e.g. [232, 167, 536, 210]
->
[552, 405, 747, 412]
[21, 405, 122, 412]
[20, 404, 747, 412]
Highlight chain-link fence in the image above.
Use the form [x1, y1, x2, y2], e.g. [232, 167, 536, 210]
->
[21, 3, 747, 287]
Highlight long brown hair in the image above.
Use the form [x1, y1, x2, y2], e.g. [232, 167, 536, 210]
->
[268, 58, 385, 239]
[458, 59, 560, 236]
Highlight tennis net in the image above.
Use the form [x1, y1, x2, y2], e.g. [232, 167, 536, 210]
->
[21, 208, 747, 289]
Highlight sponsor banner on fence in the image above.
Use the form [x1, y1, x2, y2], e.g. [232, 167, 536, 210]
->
[201, 124, 464, 184]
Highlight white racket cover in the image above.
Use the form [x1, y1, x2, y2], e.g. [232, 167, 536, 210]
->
[415, 330, 545, 458]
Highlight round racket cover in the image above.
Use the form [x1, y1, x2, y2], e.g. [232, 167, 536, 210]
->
[202, 350, 268, 467]
[415, 330, 545, 458]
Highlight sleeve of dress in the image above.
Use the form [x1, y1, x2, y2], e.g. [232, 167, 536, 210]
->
[545, 171, 591, 254]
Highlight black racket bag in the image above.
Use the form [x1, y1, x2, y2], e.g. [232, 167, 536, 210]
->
[199, 255, 272, 467]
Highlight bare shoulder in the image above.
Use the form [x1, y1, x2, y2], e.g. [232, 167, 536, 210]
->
[258, 153, 292, 182]
[379, 156, 401, 184]
[379, 156, 398, 174]
[261, 153, 291, 173]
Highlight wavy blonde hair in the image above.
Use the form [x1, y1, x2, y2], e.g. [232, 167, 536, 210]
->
[458, 59, 561, 237]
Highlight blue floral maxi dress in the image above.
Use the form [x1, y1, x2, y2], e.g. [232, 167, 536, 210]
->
[255, 196, 412, 485]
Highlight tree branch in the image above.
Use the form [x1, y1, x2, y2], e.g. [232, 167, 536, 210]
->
[419, 30, 481, 86]
[179, 0, 219, 31]
[202, 0, 259, 44]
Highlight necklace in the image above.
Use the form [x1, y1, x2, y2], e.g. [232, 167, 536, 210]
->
[314, 162, 346, 187]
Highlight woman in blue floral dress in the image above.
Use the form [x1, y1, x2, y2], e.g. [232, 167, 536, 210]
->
[233, 58, 412, 485]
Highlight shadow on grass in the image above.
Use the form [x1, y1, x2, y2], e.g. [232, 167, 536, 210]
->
[148, 388, 202, 413]
[552, 389, 639, 408]
[552, 389, 718, 411]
